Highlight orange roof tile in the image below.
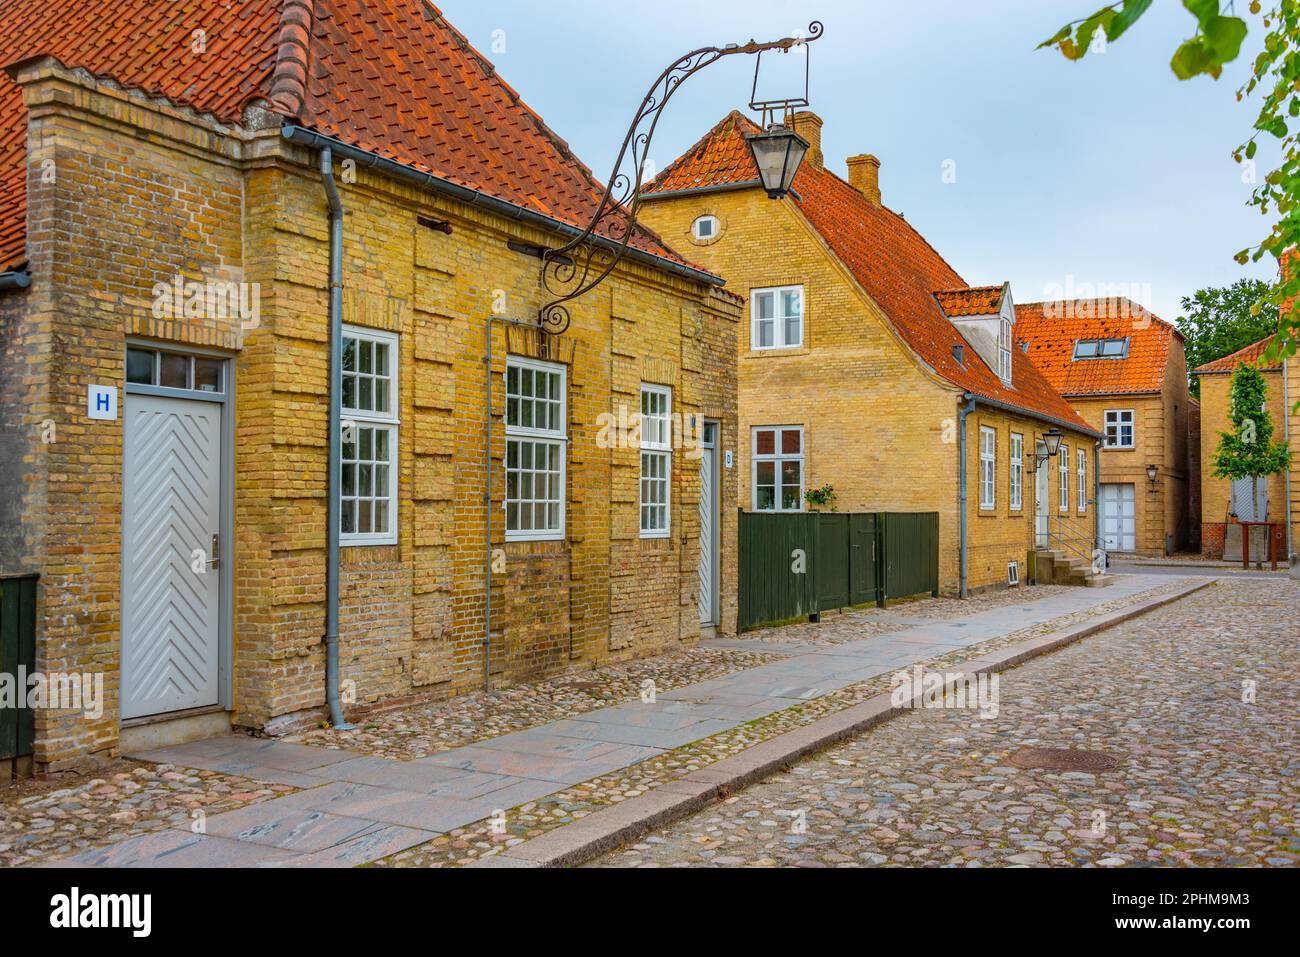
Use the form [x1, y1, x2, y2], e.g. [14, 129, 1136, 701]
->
[1016, 299, 1178, 396]
[934, 285, 1006, 318]
[647, 112, 1095, 434]
[0, 1, 696, 276]
[1192, 334, 1280, 374]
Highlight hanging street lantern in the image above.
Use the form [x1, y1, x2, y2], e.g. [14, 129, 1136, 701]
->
[537, 22, 825, 334]
[746, 125, 810, 199]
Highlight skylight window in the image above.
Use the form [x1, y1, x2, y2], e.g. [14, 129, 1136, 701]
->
[1073, 338, 1128, 360]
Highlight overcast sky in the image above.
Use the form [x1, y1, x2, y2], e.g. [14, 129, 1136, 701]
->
[435, 0, 1276, 321]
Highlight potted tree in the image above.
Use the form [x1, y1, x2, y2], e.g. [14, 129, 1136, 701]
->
[1212, 363, 1289, 558]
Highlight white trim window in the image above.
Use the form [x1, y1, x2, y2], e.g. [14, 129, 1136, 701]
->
[751, 285, 803, 350]
[1059, 444, 1070, 512]
[505, 357, 567, 541]
[998, 315, 1013, 382]
[1104, 409, 1135, 449]
[1077, 447, 1088, 513]
[979, 426, 996, 510]
[753, 426, 804, 512]
[341, 325, 399, 545]
[1009, 432, 1023, 511]
[639, 384, 672, 537]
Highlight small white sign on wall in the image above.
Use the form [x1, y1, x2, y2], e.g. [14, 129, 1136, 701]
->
[87, 384, 118, 421]
[724, 450, 734, 469]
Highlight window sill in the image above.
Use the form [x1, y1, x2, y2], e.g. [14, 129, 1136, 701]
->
[506, 532, 566, 544]
[342, 537, 398, 548]
[745, 345, 808, 358]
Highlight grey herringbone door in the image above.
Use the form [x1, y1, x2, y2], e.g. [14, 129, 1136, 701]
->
[121, 394, 222, 719]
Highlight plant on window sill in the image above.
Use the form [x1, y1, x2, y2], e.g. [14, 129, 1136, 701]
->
[805, 484, 837, 512]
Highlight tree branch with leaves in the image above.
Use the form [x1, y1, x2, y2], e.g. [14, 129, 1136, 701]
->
[1042, 1, 1299, 369]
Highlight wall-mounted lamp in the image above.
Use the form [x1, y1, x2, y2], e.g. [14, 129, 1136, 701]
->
[1146, 464, 1159, 485]
[1034, 428, 1064, 469]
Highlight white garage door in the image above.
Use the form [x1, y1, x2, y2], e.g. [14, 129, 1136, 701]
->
[1100, 483, 1136, 552]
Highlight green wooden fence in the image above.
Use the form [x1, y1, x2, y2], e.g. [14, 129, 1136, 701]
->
[738, 511, 938, 631]
[1, 575, 37, 763]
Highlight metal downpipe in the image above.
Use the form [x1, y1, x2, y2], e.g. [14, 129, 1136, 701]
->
[1094, 441, 1103, 569]
[0, 271, 31, 290]
[321, 147, 353, 730]
[958, 395, 977, 598]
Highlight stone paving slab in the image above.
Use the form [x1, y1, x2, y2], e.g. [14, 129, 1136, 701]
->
[131, 738, 356, 774]
[417, 742, 662, 784]
[60, 829, 300, 868]
[199, 805, 390, 852]
[543, 717, 740, 750]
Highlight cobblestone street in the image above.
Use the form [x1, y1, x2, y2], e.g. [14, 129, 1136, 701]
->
[593, 577, 1299, 868]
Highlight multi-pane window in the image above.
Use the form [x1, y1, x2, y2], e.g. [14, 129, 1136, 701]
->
[693, 215, 719, 241]
[1077, 447, 1088, 513]
[341, 326, 399, 545]
[1074, 338, 1129, 359]
[1104, 409, 1134, 449]
[639, 384, 672, 537]
[753, 426, 804, 512]
[979, 427, 996, 510]
[1009, 433, 1023, 511]
[998, 316, 1013, 382]
[751, 285, 803, 350]
[126, 346, 224, 393]
[506, 357, 566, 541]
[1059, 444, 1070, 512]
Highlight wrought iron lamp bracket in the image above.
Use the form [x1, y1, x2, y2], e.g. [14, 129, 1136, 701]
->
[538, 21, 824, 335]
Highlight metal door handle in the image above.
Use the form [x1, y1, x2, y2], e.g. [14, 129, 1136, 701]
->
[208, 533, 220, 569]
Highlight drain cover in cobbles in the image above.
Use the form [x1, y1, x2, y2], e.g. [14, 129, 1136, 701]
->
[1007, 748, 1120, 771]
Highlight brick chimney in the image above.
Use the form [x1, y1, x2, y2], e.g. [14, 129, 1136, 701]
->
[846, 154, 881, 206]
[791, 111, 823, 170]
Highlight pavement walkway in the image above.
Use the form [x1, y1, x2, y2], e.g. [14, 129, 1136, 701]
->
[67, 574, 1178, 867]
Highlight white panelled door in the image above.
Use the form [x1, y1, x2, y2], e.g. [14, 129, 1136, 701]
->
[121, 394, 223, 719]
[1100, 483, 1137, 552]
[1034, 442, 1050, 548]
[698, 421, 719, 626]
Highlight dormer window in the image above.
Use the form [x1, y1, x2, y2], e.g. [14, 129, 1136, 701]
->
[692, 215, 720, 241]
[1074, 338, 1129, 359]
[998, 315, 1012, 382]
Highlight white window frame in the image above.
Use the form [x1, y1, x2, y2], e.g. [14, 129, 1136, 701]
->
[340, 325, 400, 546]
[1077, 447, 1088, 513]
[979, 426, 996, 510]
[752, 426, 805, 512]
[1059, 444, 1070, 512]
[1104, 409, 1135, 449]
[692, 215, 719, 241]
[1009, 432, 1023, 511]
[639, 384, 672, 538]
[998, 315, 1013, 382]
[750, 284, 804, 350]
[505, 356, 567, 542]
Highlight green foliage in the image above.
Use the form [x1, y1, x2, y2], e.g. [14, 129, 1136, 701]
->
[1042, 2, 1300, 368]
[1177, 279, 1278, 395]
[804, 483, 837, 511]
[1211, 364, 1289, 482]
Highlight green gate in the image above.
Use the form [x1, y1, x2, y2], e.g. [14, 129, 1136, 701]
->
[1, 575, 37, 764]
[739, 511, 938, 631]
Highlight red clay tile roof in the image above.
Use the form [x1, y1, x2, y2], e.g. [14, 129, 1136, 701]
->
[1192, 334, 1281, 374]
[1016, 299, 1178, 396]
[647, 112, 1095, 434]
[934, 285, 1006, 318]
[0, 0, 694, 275]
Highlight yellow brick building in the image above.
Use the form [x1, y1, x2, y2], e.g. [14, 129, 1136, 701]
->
[0, 6, 739, 769]
[641, 112, 1101, 596]
[1017, 300, 1196, 557]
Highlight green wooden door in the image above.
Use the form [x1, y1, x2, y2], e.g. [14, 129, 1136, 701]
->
[1, 576, 37, 761]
